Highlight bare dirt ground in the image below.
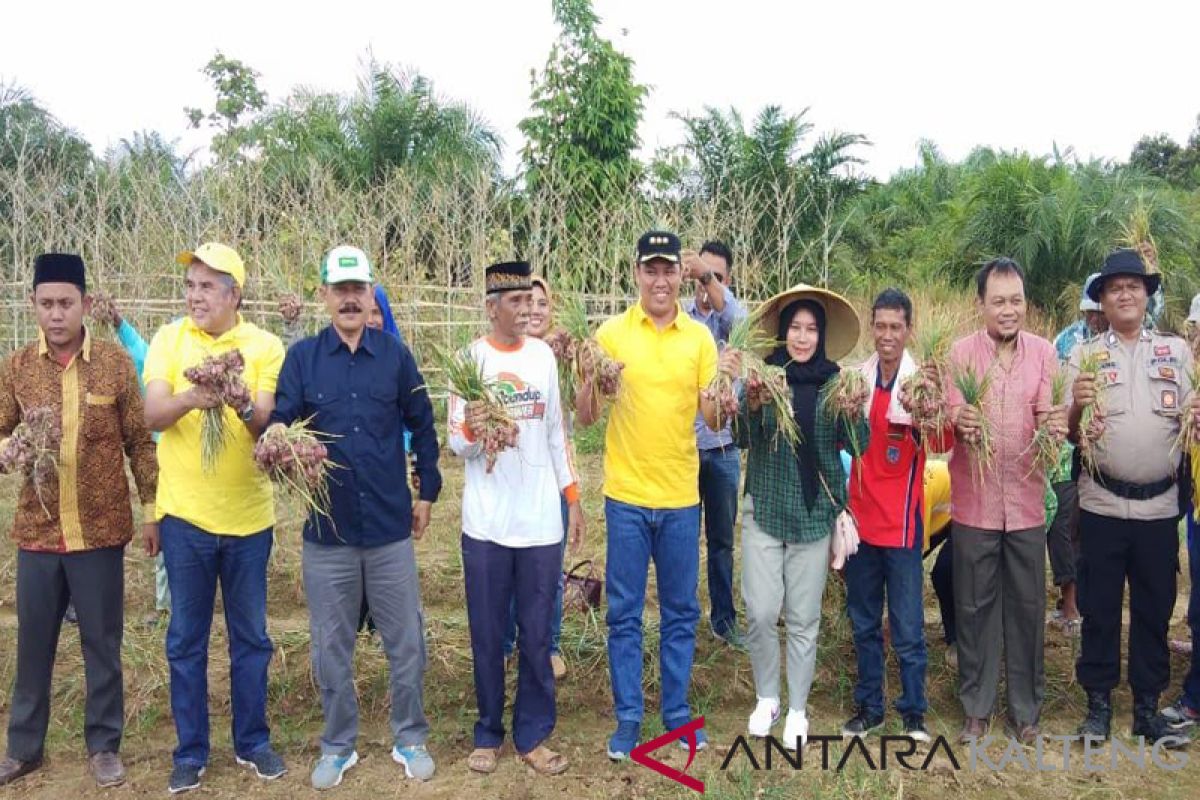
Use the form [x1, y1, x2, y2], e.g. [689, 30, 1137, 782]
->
[0, 452, 1197, 799]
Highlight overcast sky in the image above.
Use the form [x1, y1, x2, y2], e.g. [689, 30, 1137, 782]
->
[4, 0, 1196, 179]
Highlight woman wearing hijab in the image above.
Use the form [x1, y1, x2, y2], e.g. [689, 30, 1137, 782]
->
[368, 285, 404, 342]
[736, 285, 868, 748]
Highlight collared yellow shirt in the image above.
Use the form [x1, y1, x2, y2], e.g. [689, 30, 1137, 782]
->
[595, 302, 718, 508]
[144, 315, 284, 535]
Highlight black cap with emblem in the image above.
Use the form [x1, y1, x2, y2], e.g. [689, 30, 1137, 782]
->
[636, 230, 681, 264]
[485, 261, 533, 294]
[1088, 248, 1161, 302]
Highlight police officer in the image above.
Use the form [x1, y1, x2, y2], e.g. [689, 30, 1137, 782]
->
[1067, 248, 1194, 745]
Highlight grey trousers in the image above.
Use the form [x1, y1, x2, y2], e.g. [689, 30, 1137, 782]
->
[7, 546, 124, 761]
[952, 524, 1046, 726]
[302, 537, 429, 756]
[741, 503, 830, 712]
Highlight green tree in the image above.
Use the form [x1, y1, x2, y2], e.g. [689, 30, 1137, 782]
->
[1130, 133, 1182, 181]
[662, 105, 867, 287]
[519, 0, 647, 213]
[0, 82, 92, 178]
[1127, 116, 1200, 189]
[252, 61, 501, 187]
[107, 131, 187, 179]
[0, 82, 95, 274]
[835, 144, 1197, 314]
[350, 64, 501, 182]
[184, 52, 268, 161]
[97, 131, 188, 230]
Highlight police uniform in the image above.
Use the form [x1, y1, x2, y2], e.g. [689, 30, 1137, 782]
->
[1066, 326, 1191, 713]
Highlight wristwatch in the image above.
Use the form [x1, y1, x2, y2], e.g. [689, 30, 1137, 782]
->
[239, 402, 255, 422]
[699, 270, 713, 286]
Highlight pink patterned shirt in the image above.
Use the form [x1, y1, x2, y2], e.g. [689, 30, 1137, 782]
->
[947, 329, 1056, 532]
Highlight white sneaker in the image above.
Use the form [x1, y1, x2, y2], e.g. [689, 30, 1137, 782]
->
[747, 697, 781, 737]
[782, 709, 809, 749]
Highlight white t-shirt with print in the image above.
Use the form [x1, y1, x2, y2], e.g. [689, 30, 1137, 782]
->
[448, 336, 577, 547]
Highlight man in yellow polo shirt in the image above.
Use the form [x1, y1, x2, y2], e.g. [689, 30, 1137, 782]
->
[143, 242, 286, 795]
[577, 230, 737, 760]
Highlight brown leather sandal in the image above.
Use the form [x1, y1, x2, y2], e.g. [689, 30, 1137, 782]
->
[518, 745, 569, 776]
[467, 747, 499, 774]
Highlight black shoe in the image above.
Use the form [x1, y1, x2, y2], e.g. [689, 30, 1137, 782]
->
[1132, 696, 1189, 748]
[1077, 690, 1112, 739]
[0, 756, 43, 787]
[903, 715, 931, 743]
[841, 707, 885, 738]
[236, 746, 287, 780]
[168, 764, 205, 794]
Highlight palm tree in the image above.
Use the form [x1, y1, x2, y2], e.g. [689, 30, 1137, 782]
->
[252, 61, 502, 189]
[350, 64, 502, 182]
[665, 105, 867, 290]
[0, 81, 92, 177]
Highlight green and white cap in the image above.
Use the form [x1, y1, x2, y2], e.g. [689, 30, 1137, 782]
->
[321, 245, 373, 284]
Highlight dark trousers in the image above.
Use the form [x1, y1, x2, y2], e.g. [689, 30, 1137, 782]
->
[7, 546, 124, 762]
[1047, 481, 1080, 586]
[502, 496, 569, 657]
[699, 447, 740, 637]
[929, 532, 956, 644]
[1076, 510, 1179, 697]
[952, 525, 1046, 725]
[844, 541, 928, 717]
[462, 534, 560, 754]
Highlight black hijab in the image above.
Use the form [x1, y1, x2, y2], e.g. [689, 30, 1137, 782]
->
[765, 298, 840, 510]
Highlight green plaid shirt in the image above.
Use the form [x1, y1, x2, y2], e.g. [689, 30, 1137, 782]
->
[735, 384, 870, 544]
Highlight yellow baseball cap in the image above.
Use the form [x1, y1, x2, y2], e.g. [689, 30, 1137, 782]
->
[176, 242, 246, 288]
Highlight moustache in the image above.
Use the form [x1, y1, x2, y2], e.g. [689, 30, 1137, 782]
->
[339, 304, 363, 314]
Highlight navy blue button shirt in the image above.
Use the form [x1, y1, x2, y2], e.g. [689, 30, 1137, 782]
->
[271, 325, 442, 546]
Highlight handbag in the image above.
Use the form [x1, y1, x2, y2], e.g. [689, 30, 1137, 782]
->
[562, 559, 603, 612]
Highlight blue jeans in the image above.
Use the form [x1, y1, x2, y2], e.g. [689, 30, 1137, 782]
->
[699, 447, 740, 637]
[605, 498, 701, 727]
[1182, 508, 1200, 710]
[160, 515, 274, 767]
[503, 497, 568, 657]
[844, 540, 928, 717]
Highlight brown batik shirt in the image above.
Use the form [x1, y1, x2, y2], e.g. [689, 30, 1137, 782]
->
[0, 328, 157, 552]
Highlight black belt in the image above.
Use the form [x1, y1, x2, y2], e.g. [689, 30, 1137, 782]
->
[1093, 469, 1175, 501]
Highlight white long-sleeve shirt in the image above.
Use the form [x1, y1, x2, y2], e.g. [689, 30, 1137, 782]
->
[448, 336, 579, 547]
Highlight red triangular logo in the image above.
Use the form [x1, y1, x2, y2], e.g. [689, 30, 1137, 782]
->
[630, 716, 706, 793]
